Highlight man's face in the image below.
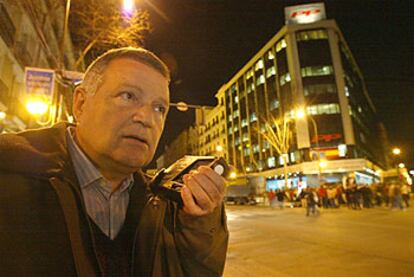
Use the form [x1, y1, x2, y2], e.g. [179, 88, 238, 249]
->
[74, 58, 169, 174]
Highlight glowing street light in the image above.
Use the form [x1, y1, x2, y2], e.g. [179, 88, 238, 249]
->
[392, 147, 401, 155]
[398, 163, 405, 169]
[0, 111, 6, 120]
[319, 159, 327, 169]
[26, 99, 49, 116]
[229, 171, 237, 179]
[123, 0, 135, 15]
[216, 145, 224, 153]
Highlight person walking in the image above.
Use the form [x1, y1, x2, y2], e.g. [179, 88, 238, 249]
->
[401, 183, 411, 208]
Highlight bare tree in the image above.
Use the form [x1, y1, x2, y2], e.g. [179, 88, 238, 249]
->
[259, 115, 293, 188]
[70, 0, 151, 69]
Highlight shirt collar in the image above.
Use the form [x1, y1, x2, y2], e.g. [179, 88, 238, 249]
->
[66, 127, 134, 191]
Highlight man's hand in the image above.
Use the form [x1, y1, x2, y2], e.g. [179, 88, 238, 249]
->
[180, 165, 225, 216]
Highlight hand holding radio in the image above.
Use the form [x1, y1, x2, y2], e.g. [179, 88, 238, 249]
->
[181, 165, 226, 216]
[150, 156, 231, 216]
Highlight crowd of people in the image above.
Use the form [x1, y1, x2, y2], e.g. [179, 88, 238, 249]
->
[267, 182, 412, 216]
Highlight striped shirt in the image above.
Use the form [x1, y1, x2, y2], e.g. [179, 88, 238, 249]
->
[66, 128, 134, 240]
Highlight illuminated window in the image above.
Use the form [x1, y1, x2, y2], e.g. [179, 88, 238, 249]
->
[279, 73, 291, 86]
[307, 103, 340, 115]
[253, 144, 260, 153]
[276, 39, 287, 52]
[234, 126, 239, 132]
[241, 118, 248, 127]
[270, 99, 280, 110]
[235, 137, 241, 146]
[250, 112, 258, 122]
[228, 127, 232, 135]
[345, 86, 350, 97]
[244, 148, 250, 157]
[267, 157, 276, 168]
[242, 132, 249, 142]
[290, 152, 296, 162]
[256, 74, 265, 86]
[267, 51, 275, 60]
[266, 66, 276, 78]
[246, 69, 254, 79]
[228, 115, 232, 122]
[304, 83, 336, 96]
[301, 65, 334, 77]
[247, 82, 255, 94]
[234, 95, 239, 104]
[233, 110, 239, 118]
[255, 59, 264, 71]
[296, 29, 328, 41]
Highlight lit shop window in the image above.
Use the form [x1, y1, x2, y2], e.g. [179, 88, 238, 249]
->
[301, 66, 333, 77]
[270, 99, 280, 110]
[256, 74, 265, 86]
[267, 157, 276, 168]
[279, 73, 291, 86]
[241, 118, 248, 127]
[296, 29, 328, 41]
[266, 66, 276, 78]
[253, 144, 260, 153]
[267, 51, 275, 60]
[250, 112, 258, 122]
[307, 103, 340, 115]
[255, 59, 264, 71]
[304, 83, 336, 96]
[276, 39, 287, 52]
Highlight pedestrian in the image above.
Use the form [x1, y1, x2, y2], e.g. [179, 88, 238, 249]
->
[276, 189, 286, 209]
[268, 189, 276, 208]
[305, 188, 319, 216]
[0, 47, 228, 276]
[401, 183, 411, 208]
[391, 184, 404, 210]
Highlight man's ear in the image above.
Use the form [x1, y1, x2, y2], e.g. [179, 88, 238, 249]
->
[73, 87, 87, 123]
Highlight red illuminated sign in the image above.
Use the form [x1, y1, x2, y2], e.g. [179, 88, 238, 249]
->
[285, 3, 326, 25]
[290, 9, 321, 19]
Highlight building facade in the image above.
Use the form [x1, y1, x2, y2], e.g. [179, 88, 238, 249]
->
[213, 3, 386, 188]
[0, 1, 76, 132]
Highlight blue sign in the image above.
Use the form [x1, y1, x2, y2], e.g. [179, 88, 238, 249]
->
[25, 67, 55, 99]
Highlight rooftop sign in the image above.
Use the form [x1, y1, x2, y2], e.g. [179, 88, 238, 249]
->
[285, 2, 326, 25]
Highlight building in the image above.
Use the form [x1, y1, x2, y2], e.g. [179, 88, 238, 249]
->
[0, 1, 76, 132]
[163, 3, 388, 189]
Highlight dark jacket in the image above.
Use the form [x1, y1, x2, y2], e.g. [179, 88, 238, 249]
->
[0, 123, 228, 276]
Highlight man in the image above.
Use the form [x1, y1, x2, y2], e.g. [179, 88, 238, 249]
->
[0, 47, 228, 276]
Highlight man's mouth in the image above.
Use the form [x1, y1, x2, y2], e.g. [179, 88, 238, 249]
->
[123, 135, 149, 147]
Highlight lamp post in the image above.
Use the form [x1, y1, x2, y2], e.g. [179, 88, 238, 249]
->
[295, 107, 323, 185]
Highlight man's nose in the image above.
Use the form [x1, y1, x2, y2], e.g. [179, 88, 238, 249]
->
[132, 105, 154, 127]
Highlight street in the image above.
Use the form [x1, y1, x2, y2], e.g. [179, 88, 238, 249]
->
[223, 205, 414, 277]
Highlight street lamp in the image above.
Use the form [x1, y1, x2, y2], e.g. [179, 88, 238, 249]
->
[0, 111, 6, 120]
[295, 107, 323, 184]
[392, 147, 401, 155]
[398, 163, 405, 169]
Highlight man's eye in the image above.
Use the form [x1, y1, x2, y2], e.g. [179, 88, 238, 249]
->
[155, 105, 167, 114]
[120, 92, 135, 101]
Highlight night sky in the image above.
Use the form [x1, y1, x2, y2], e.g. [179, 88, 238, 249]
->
[143, 0, 414, 169]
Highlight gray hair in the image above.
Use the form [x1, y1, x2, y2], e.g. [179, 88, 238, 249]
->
[79, 47, 170, 94]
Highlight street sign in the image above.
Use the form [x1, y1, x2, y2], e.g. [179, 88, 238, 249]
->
[24, 67, 55, 100]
